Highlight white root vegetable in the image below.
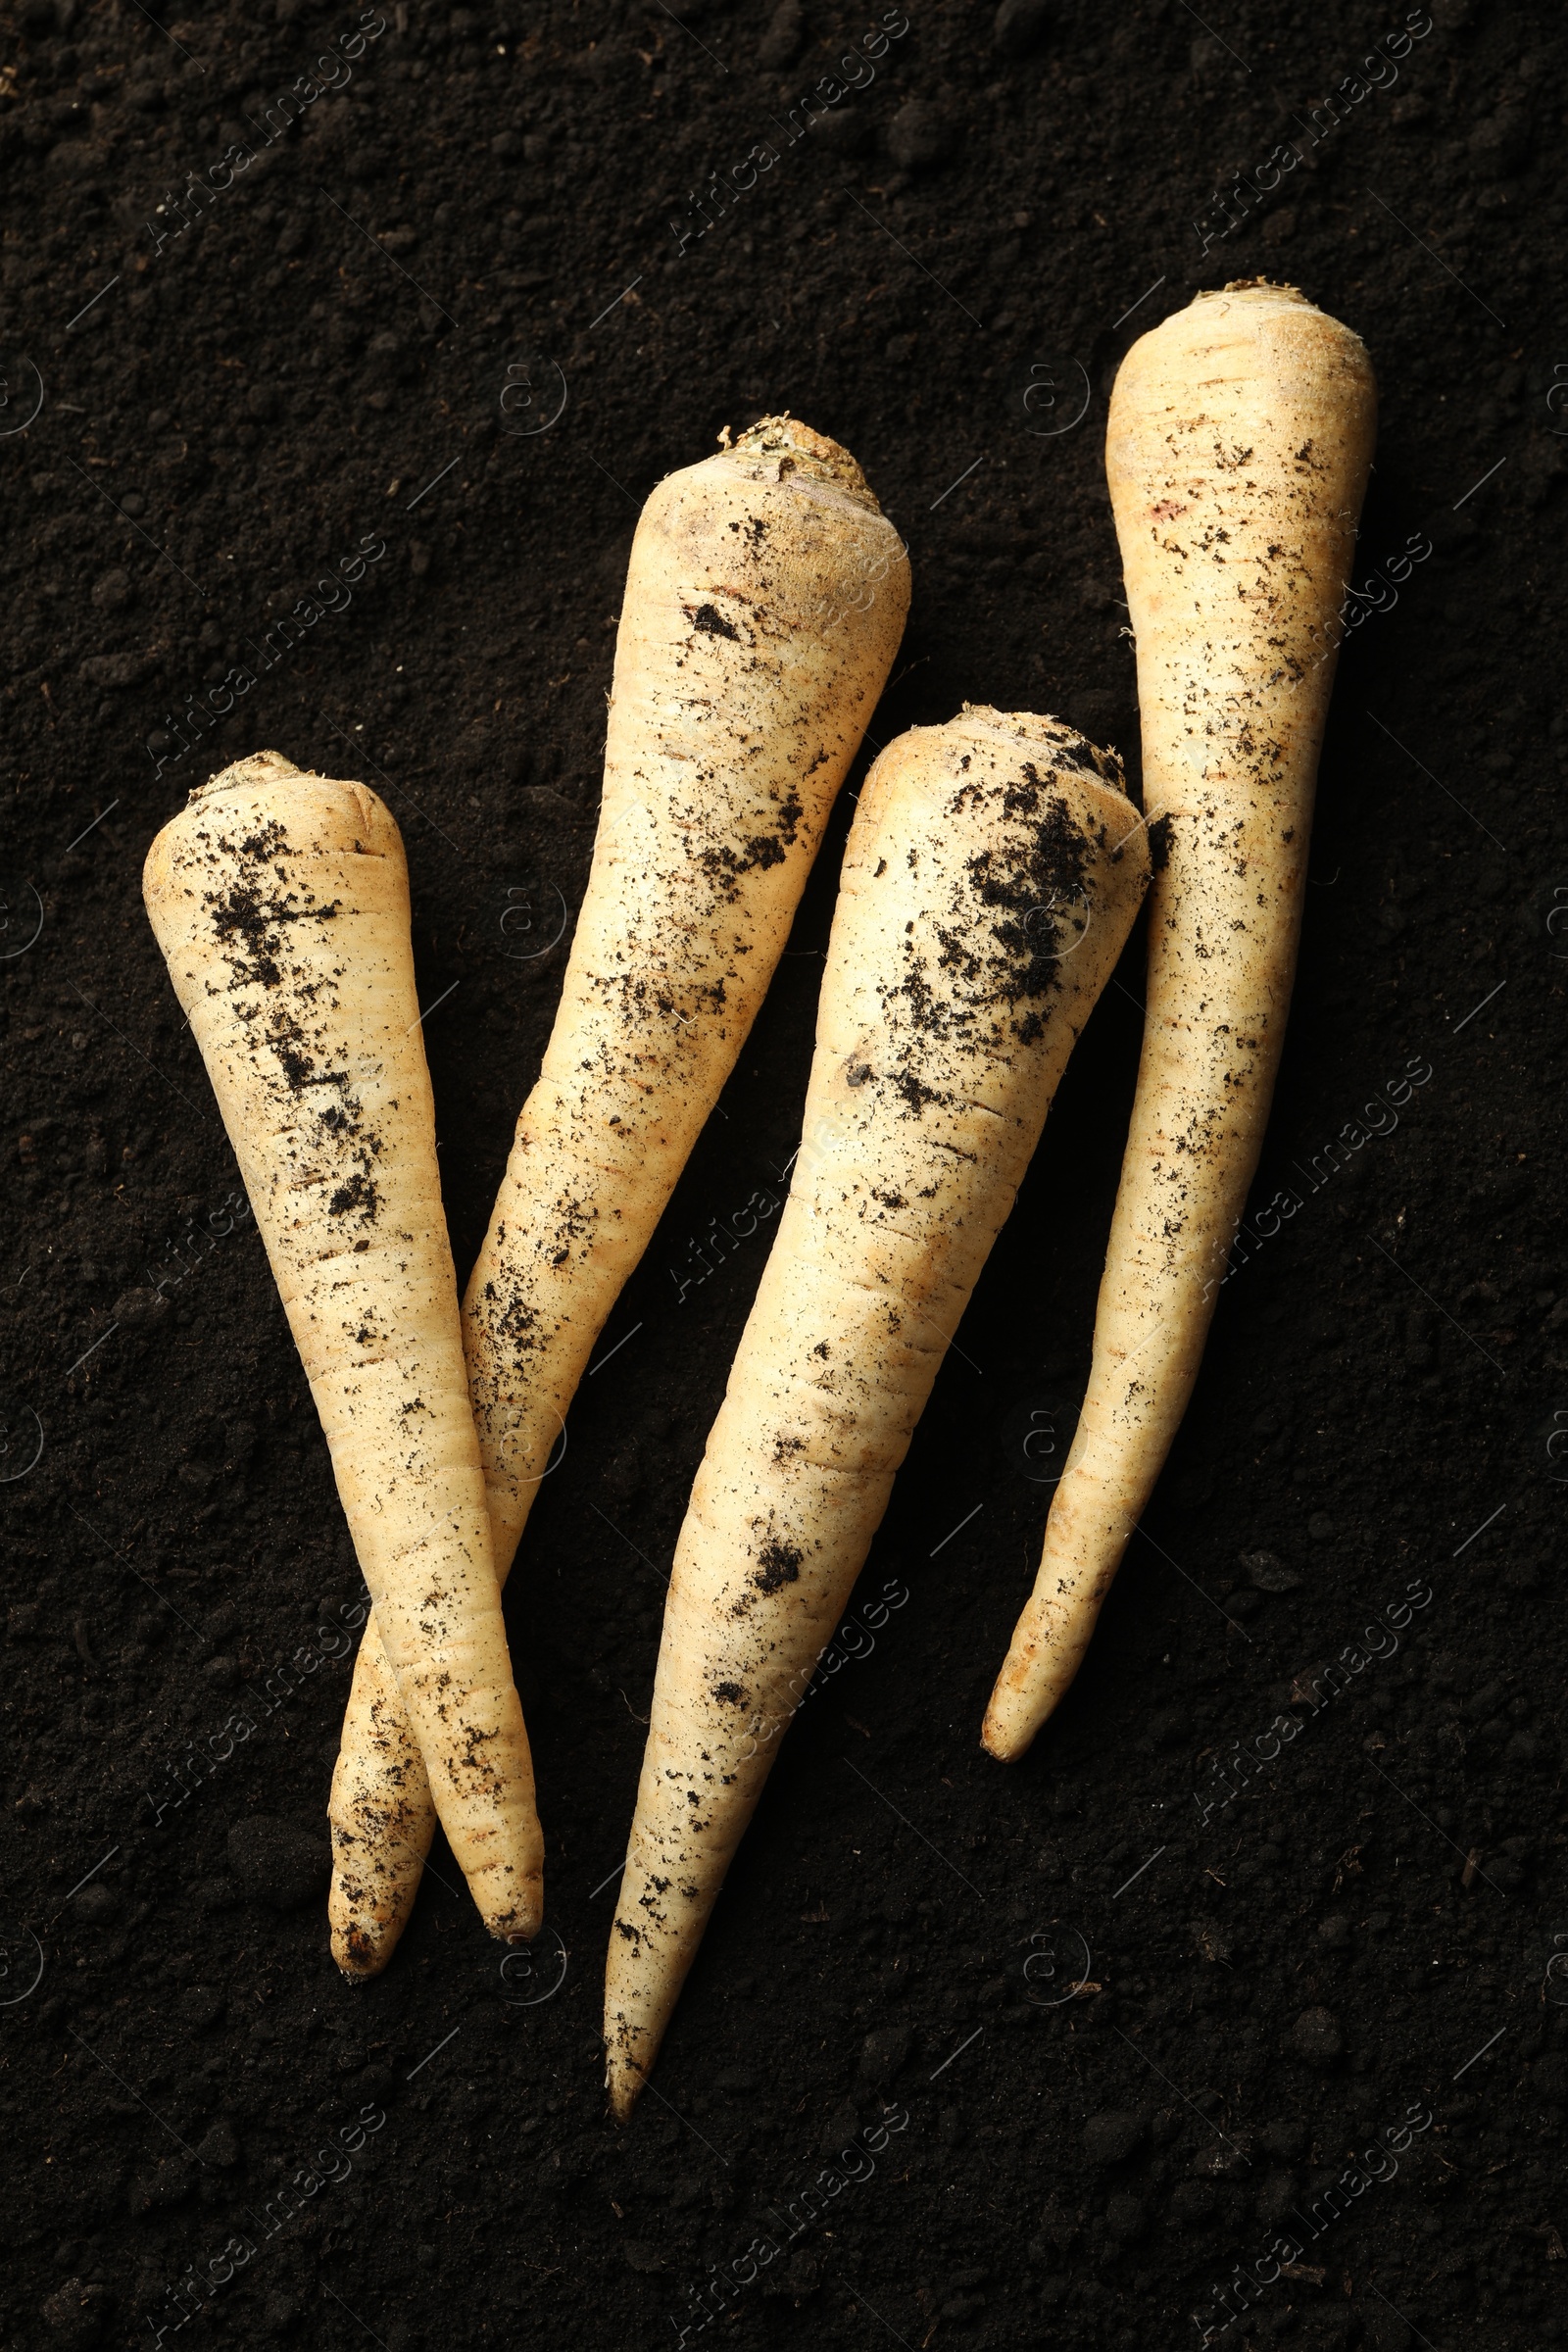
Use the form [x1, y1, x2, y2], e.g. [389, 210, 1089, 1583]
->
[983, 281, 1378, 1760]
[604, 706, 1152, 2114]
[330, 417, 910, 1975]
[143, 753, 542, 1943]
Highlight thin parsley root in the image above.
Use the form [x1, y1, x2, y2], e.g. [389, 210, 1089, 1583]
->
[984, 282, 1377, 1760]
[604, 706, 1150, 2114]
[144, 752, 543, 1949]
[329, 417, 909, 1976]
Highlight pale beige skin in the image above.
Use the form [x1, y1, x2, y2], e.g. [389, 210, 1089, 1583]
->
[142, 754, 542, 1942]
[329, 418, 910, 1975]
[604, 708, 1152, 2115]
[983, 283, 1378, 1762]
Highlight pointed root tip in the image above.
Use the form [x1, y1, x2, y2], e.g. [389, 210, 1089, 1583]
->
[483, 1875, 545, 1946]
[604, 2010, 651, 2123]
[980, 1716, 1020, 1763]
[330, 1918, 395, 1982]
[328, 1858, 413, 1979]
[980, 1686, 1041, 1763]
[605, 2057, 646, 2124]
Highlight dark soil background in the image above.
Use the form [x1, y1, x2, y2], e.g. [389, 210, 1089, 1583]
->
[2, 1, 1564, 2347]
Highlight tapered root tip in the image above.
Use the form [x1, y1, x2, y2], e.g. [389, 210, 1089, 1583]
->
[330, 1915, 395, 1982]
[328, 1856, 413, 1982]
[979, 1698, 1034, 1764]
[478, 1870, 545, 1947]
[326, 1811, 427, 1981]
[604, 1982, 662, 2122]
[981, 1642, 1065, 1764]
[605, 2049, 648, 2123]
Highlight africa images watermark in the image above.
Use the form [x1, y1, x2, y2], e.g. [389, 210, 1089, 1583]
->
[1194, 8, 1436, 254]
[1204, 1054, 1435, 1298]
[143, 2101, 386, 2344]
[1318, 529, 1433, 671]
[1192, 1578, 1435, 1827]
[1196, 2097, 1436, 2341]
[737, 1576, 910, 1762]
[142, 9, 389, 262]
[670, 2102, 911, 2343]
[140, 1596, 368, 1831]
[140, 532, 388, 780]
[668, 10, 912, 257]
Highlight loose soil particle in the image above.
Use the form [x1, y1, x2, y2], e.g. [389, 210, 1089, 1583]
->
[0, 4, 1561, 2350]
